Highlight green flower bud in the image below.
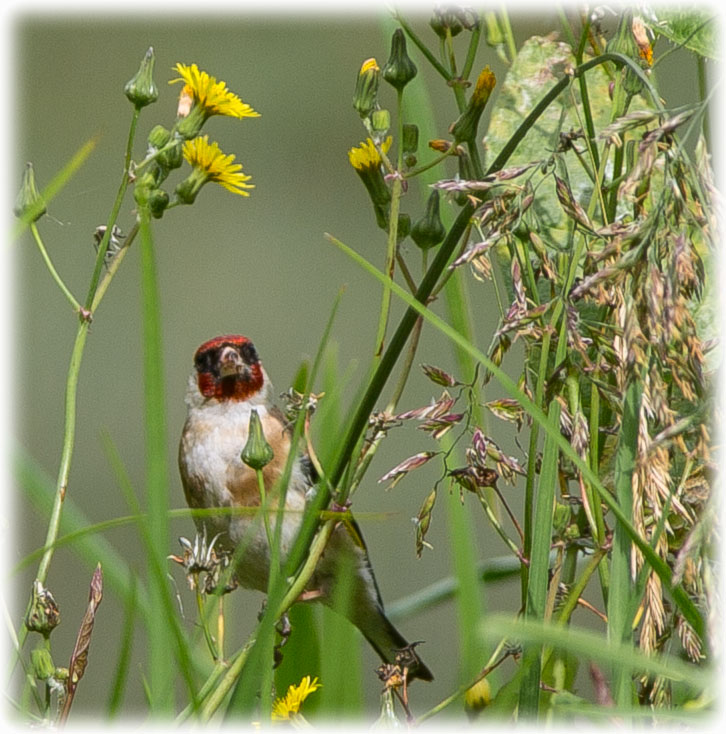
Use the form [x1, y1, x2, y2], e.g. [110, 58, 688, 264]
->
[31, 645, 56, 681]
[382, 28, 417, 91]
[353, 58, 380, 119]
[147, 124, 171, 150]
[430, 5, 464, 38]
[397, 212, 411, 242]
[14, 162, 46, 223]
[174, 171, 205, 205]
[148, 188, 170, 219]
[157, 139, 183, 172]
[25, 581, 60, 637]
[124, 47, 159, 108]
[371, 109, 390, 136]
[411, 189, 445, 250]
[241, 409, 274, 470]
[348, 137, 392, 230]
[606, 11, 645, 96]
[449, 66, 496, 143]
[402, 124, 419, 154]
[175, 104, 207, 140]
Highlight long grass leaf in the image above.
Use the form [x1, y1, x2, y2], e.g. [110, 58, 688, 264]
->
[608, 376, 641, 707]
[14, 448, 151, 622]
[481, 615, 711, 691]
[139, 211, 174, 713]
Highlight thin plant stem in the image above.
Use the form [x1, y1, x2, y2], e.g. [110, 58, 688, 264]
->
[19, 106, 141, 658]
[29, 222, 82, 313]
[84, 106, 140, 311]
[498, 7, 518, 63]
[374, 89, 405, 358]
[395, 12, 452, 81]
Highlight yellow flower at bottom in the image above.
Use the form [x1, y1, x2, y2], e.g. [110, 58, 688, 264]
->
[271, 675, 321, 721]
[176, 135, 253, 203]
[348, 136, 392, 172]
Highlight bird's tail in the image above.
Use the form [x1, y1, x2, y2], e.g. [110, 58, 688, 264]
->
[358, 607, 434, 682]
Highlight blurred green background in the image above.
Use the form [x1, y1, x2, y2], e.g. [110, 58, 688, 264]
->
[12, 6, 706, 718]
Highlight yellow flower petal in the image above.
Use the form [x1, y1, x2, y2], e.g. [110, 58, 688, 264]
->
[348, 136, 392, 171]
[171, 63, 259, 120]
[182, 135, 253, 196]
[271, 675, 321, 721]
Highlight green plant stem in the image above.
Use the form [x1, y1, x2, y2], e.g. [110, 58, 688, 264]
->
[198, 643, 254, 722]
[350, 314, 424, 494]
[395, 12, 452, 81]
[256, 469, 275, 555]
[84, 106, 139, 311]
[498, 7, 517, 62]
[29, 223, 82, 312]
[18, 106, 140, 657]
[374, 89, 405, 358]
[196, 588, 219, 662]
[91, 224, 139, 311]
[461, 13, 484, 80]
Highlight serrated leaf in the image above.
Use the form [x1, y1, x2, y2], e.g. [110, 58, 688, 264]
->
[652, 8, 718, 60]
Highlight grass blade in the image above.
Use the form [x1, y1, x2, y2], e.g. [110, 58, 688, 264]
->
[138, 210, 174, 713]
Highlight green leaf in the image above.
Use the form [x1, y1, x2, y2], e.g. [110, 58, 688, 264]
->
[652, 9, 718, 60]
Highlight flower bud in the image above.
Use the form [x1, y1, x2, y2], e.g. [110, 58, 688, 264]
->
[124, 47, 159, 108]
[14, 162, 46, 223]
[449, 66, 496, 143]
[371, 109, 391, 136]
[148, 188, 170, 219]
[411, 189, 445, 250]
[174, 172, 205, 205]
[31, 645, 56, 681]
[241, 409, 274, 470]
[353, 58, 380, 119]
[382, 28, 417, 91]
[606, 10, 646, 95]
[397, 213, 411, 242]
[348, 137, 392, 230]
[157, 139, 183, 172]
[25, 580, 60, 637]
[430, 5, 464, 38]
[147, 124, 171, 151]
[402, 124, 419, 154]
[175, 104, 206, 140]
[464, 677, 492, 717]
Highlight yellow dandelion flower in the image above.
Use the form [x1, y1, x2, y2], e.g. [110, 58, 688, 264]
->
[271, 675, 321, 721]
[348, 136, 392, 172]
[175, 135, 253, 204]
[171, 62, 259, 120]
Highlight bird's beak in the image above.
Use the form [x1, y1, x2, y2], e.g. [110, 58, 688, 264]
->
[218, 346, 246, 378]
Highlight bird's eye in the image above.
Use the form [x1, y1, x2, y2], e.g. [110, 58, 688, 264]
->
[194, 349, 217, 374]
[239, 341, 258, 365]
